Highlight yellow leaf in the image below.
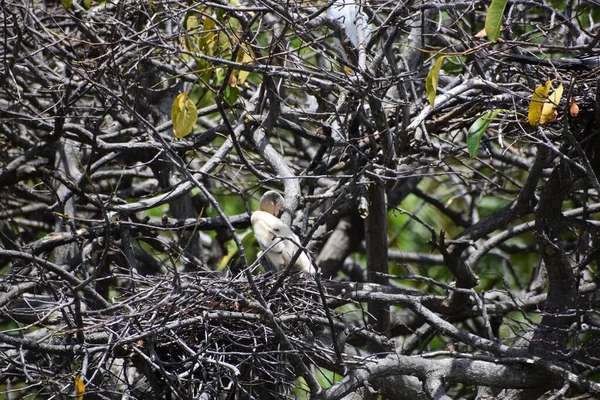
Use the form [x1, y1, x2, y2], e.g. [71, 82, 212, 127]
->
[527, 81, 552, 125]
[236, 49, 254, 84]
[186, 15, 200, 32]
[198, 16, 216, 51]
[73, 375, 85, 400]
[426, 56, 445, 106]
[171, 93, 198, 139]
[183, 15, 201, 56]
[539, 83, 563, 125]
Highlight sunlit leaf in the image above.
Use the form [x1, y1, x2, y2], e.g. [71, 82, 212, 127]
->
[236, 46, 254, 85]
[186, 15, 200, 32]
[61, 0, 73, 10]
[182, 15, 201, 58]
[426, 56, 445, 106]
[467, 110, 500, 158]
[171, 92, 198, 138]
[485, 0, 508, 42]
[73, 375, 85, 400]
[198, 16, 217, 51]
[539, 83, 563, 125]
[215, 67, 225, 86]
[527, 80, 552, 125]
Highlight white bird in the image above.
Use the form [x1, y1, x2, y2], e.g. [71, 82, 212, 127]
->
[251, 191, 315, 275]
[326, 0, 371, 48]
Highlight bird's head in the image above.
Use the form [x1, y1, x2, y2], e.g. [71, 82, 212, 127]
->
[259, 191, 284, 217]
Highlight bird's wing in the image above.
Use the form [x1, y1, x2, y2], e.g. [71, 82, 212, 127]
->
[251, 211, 314, 274]
[268, 224, 315, 275]
[251, 211, 293, 267]
[293, 248, 315, 275]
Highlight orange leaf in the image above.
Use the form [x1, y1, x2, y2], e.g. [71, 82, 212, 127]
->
[473, 28, 487, 39]
[569, 97, 579, 117]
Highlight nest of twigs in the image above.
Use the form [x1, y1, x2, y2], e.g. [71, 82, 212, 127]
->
[0, 271, 337, 399]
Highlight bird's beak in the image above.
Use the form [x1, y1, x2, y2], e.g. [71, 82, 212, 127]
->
[273, 202, 283, 217]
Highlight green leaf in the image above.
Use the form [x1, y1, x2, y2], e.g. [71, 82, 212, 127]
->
[171, 92, 198, 139]
[426, 56, 445, 106]
[188, 84, 203, 104]
[485, 0, 508, 42]
[60, 0, 73, 10]
[467, 110, 499, 158]
[224, 85, 240, 106]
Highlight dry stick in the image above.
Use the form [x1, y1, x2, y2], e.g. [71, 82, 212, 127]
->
[365, 177, 391, 352]
[0, 331, 87, 355]
[109, 135, 235, 214]
[405, 298, 600, 394]
[250, 69, 300, 225]
[0, 249, 110, 309]
[318, 351, 570, 400]
[365, 66, 398, 349]
[260, 235, 345, 367]
[78, 306, 385, 350]
[252, 126, 302, 225]
[313, 274, 345, 367]
[121, 213, 250, 232]
[559, 76, 600, 194]
[241, 271, 322, 395]
[424, 376, 451, 400]
[0, 282, 38, 308]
